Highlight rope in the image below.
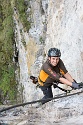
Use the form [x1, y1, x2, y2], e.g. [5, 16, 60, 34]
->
[53, 83, 72, 93]
[0, 89, 83, 113]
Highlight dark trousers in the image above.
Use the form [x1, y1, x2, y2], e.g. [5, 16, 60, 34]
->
[39, 85, 53, 104]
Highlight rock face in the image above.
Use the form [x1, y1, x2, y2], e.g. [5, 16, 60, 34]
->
[5, 0, 83, 124]
[14, 0, 83, 102]
[0, 92, 83, 125]
[45, 0, 83, 83]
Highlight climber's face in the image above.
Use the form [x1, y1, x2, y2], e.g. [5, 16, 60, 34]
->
[49, 57, 59, 66]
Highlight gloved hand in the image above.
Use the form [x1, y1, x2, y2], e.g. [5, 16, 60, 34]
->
[72, 82, 80, 89]
[78, 82, 83, 88]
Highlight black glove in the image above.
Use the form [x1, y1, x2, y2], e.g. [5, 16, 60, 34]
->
[78, 82, 83, 88]
[72, 82, 80, 89]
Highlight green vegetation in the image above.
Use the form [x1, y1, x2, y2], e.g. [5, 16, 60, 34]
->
[39, 36, 45, 44]
[15, 0, 31, 31]
[0, 0, 32, 104]
[0, 0, 17, 103]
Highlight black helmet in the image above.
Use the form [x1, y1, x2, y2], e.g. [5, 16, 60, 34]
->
[48, 48, 61, 57]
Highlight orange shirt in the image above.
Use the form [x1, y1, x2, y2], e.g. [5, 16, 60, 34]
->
[38, 59, 68, 86]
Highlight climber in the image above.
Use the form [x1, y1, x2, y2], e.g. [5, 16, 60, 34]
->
[38, 48, 82, 104]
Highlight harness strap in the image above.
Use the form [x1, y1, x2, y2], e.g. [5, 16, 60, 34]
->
[38, 77, 45, 86]
[38, 77, 71, 93]
[53, 83, 71, 93]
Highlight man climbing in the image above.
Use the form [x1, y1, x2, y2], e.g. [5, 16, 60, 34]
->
[38, 48, 81, 104]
